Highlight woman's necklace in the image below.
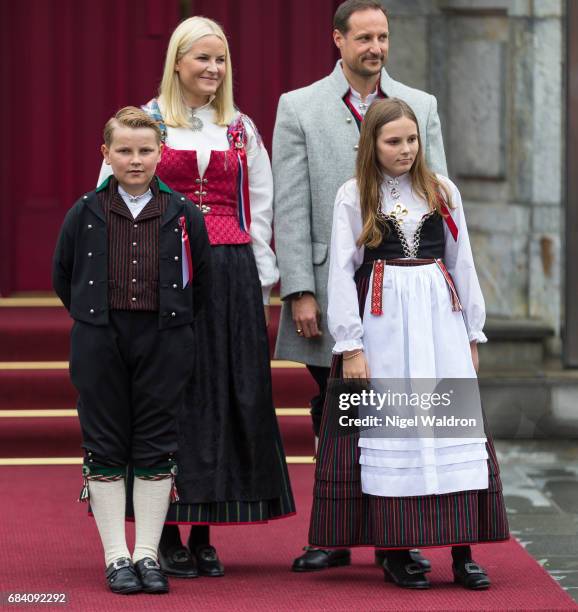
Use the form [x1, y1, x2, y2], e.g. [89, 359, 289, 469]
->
[188, 98, 213, 132]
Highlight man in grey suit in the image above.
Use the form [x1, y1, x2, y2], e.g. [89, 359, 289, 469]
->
[272, 0, 447, 572]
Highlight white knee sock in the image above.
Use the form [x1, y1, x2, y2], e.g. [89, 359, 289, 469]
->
[88, 479, 130, 567]
[132, 477, 171, 563]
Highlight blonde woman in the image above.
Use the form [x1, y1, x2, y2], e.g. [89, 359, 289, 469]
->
[100, 16, 295, 578]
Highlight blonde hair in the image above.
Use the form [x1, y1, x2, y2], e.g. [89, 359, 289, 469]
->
[356, 98, 452, 248]
[159, 16, 236, 127]
[103, 106, 162, 146]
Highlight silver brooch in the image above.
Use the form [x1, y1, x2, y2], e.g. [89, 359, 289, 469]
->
[189, 112, 203, 132]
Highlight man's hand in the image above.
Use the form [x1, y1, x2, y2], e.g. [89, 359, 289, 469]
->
[470, 341, 479, 373]
[291, 293, 322, 338]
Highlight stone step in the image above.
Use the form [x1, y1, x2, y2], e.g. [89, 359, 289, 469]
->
[479, 317, 554, 369]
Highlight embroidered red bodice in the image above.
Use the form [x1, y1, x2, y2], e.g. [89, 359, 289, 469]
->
[156, 145, 251, 246]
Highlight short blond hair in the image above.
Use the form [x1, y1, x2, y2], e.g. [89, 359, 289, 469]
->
[158, 16, 236, 128]
[103, 106, 162, 146]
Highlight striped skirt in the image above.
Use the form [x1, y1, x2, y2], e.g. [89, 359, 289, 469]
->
[308, 273, 509, 548]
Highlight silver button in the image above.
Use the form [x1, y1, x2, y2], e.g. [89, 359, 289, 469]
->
[180, 197, 185, 201]
[83, 195, 88, 200]
[87, 224, 93, 229]
[174, 227, 179, 233]
[89, 309, 95, 314]
[201, 191, 207, 196]
[202, 178, 208, 184]
[132, 279, 137, 283]
[353, 145, 359, 151]
[88, 280, 94, 286]
[346, 117, 352, 123]
[172, 283, 178, 289]
[132, 260, 137, 265]
[194, 190, 200, 196]
[195, 178, 201, 184]
[131, 297, 136, 302]
[171, 312, 176, 317]
[174, 255, 179, 261]
[132, 242, 137, 247]
[87, 252, 93, 257]
[134, 224, 138, 228]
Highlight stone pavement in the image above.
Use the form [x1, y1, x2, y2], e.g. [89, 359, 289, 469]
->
[496, 440, 578, 603]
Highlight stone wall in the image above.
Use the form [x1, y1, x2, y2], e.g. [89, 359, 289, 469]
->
[384, 0, 565, 350]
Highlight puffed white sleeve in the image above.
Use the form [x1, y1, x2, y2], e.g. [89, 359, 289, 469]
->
[97, 160, 113, 186]
[244, 116, 279, 304]
[442, 178, 487, 343]
[328, 182, 365, 353]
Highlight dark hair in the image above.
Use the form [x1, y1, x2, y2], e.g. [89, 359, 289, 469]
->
[333, 0, 387, 33]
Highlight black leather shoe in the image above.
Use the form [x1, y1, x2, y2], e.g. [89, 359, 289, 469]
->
[194, 545, 224, 577]
[134, 557, 169, 593]
[375, 548, 431, 572]
[382, 555, 431, 589]
[452, 560, 490, 590]
[292, 546, 351, 572]
[105, 558, 142, 594]
[158, 544, 198, 578]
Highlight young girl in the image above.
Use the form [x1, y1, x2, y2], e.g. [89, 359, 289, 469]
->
[308, 98, 509, 589]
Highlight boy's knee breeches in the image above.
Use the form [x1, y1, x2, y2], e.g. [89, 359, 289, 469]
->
[70, 312, 194, 471]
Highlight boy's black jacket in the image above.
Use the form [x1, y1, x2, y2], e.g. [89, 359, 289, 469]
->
[52, 176, 211, 329]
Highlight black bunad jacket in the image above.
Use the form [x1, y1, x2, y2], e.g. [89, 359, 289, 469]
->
[52, 176, 211, 327]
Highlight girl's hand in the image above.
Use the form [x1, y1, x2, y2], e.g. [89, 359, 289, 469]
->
[342, 350, 371, 380]
[264, 305, 270, 328]
[470, 341, 479, 373]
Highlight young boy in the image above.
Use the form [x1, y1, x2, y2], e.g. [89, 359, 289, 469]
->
[52, 107, 211, 594]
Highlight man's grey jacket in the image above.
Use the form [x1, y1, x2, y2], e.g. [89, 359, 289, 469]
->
[272, 61, 448, 367]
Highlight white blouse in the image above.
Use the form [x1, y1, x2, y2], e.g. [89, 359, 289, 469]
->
[98, 105, 278, 304]
[328, 173, 488, 354]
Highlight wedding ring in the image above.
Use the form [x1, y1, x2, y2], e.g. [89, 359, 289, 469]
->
[296, 328, 303, 335]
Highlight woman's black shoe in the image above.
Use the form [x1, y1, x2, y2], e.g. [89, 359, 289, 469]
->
[158, 543, 198, 578]
[382, 553, 431, 589]
[375, 548, 431, 572]
[105, 558, 142, 594]
[193, 545, 225, 577]
[292, 546, 351, 572]
[452, 560, 490, 590]
[134, 557, 169, 593]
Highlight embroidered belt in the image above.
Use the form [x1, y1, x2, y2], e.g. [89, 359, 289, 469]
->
[369, 258, 463, 316]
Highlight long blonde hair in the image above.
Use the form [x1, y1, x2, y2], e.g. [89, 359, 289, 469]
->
[356, 98, 451, 248]
[159, 16, 236, 127]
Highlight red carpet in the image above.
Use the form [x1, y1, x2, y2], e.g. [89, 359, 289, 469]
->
[0, 465, 575, 611]
[0, 416, 315, 458]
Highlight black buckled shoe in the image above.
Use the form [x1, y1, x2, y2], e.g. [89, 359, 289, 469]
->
[193, 545, 224, 577]
[375, 548, 431, 573]
[158, 543, 198, 578]
[292, 546, 351, 572]
[452, 560, 490, 590]
[382, 555, 431, 589]
[134, 557, 169, 593]
[105, 558, 142, 594]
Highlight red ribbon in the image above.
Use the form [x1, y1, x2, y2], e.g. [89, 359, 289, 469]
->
[370, 260, 385, 316]
[179, 215, 193, 288]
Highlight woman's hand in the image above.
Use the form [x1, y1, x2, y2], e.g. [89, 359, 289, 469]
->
[470, 341, 479, 373]
[342, 350, 370, 380]
[264, 305, 270, 327]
